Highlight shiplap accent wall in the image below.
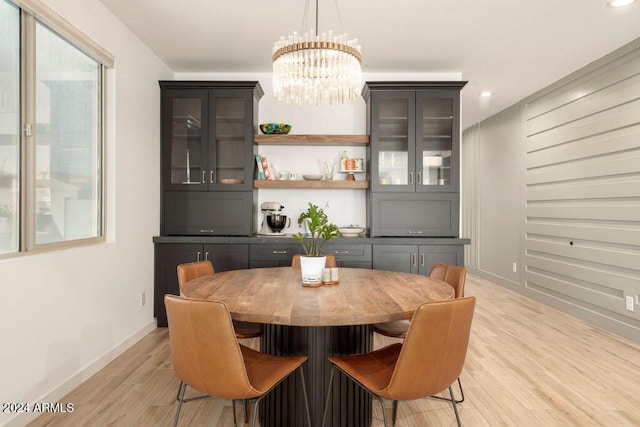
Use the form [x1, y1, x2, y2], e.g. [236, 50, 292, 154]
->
[523, 46, 640, 330]
[462, 38, 640, 343]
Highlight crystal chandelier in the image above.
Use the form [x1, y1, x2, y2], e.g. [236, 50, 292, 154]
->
[272, 0, 362, 105]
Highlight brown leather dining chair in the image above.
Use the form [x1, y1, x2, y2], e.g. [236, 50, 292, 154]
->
[165, 295, 311, 427]
[291, 253, 337, 268]
[372, 263, 468, 402]
[177, 260, 261, 339]
[176, 260, 261, 419]
[322, 297, 476, 427]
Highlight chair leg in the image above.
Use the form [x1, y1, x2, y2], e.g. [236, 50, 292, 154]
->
[175, 381, 183, 401]
[251, 395, 267, 427]
[321, 367, 336, 427]
[173, 382, 187, 427]
[391, 400, 398, 426]
[449, 385, 462, 427]
[231, 400, 238, 427]
[431, 376, 465, 404]
[243, 399, 248, 423]
[456, 377, 465, 403]
[176, 381, 210, 403]
[299, 366, 312, 427]
[371, 394, 389, 427]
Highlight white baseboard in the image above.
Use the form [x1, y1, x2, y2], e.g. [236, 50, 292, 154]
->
[2, 319, 157, 427]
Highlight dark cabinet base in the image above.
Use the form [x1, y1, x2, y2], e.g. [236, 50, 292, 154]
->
[154, 243, 249, 326]
[372, 244, 463, 275]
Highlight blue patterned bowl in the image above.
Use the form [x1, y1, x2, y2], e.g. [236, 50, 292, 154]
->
[260, 123, 291, 134]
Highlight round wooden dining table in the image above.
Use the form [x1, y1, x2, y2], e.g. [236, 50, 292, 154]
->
[183, 267, 454, 427]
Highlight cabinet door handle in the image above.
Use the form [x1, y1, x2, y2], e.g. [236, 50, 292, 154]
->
[408, 230, 423, 234]
[334, 250, 349, 254]
[412, 253, 417, 266]
[205, 251, 209, 260]
[200, 229, 215, 233]
[196, 251, 201, 262]
[273, 250, 287, 254]
[420, 253, 425, 267]
[202, 170, 206, 184]
[409, 172, 414, 184]
[210, 170, 214, 184]
[417, 172, 422, 185]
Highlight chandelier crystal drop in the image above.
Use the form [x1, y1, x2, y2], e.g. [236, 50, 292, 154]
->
[272, 28, 362, 105]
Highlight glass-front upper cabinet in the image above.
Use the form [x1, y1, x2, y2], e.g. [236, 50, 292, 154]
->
[163, 90, 208, 190]
[161, 85, 256, 192]
[209, 91, 252, 188]
[368, 85, 462, 193]
[370, 92, 416, 192]
[416, 91, 459, 192]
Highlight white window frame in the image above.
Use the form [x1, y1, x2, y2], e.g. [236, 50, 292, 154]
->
[3, 0, 114, 256]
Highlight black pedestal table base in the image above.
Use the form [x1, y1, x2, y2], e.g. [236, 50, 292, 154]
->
[260, 324, 373, 427]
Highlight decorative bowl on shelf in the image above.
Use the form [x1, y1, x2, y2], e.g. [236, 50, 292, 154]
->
[338, 226, 366, 237]
[302, 174, 323, 181]
[259, 123, 292, 134]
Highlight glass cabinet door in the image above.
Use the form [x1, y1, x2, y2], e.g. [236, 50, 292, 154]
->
[371, 92, 415, 192]
[416, 92, 457, 192]
[210, 91, 251, 189]
[164, 91, 208, 190]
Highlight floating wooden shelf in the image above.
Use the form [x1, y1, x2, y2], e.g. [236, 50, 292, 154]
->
[254, 134, 369, 146]
[254, 180, 369, 189]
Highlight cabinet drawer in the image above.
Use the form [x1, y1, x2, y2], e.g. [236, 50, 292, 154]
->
[370, 193, 459, 237]
[162, 191, 253, 236]
[250, 244, 303, 263]
[324, 244, 372, 263]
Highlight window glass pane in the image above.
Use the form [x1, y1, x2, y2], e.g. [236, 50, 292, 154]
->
[35, 21, 101, 244]
[0, 0, 20, 254]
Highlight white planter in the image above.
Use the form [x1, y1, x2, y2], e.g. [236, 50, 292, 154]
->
[299, 255, 326, 286]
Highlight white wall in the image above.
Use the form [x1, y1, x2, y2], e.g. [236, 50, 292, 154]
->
[0, 1, 172, 425]
[175, 72, 462, 231]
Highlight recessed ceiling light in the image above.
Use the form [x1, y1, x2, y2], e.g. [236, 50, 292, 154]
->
[480, 91, 493, 97]
[607, 0, 635, 7]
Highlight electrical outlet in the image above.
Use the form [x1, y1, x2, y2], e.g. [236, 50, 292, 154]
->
[625, 295, 634, 312]
[141, 292, 146, 307]
[512, 262, 517, 273]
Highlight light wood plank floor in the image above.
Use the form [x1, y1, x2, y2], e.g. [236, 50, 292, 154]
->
[29, 274, 640, 426]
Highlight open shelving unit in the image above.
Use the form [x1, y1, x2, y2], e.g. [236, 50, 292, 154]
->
[254, 179, 368, 189]
[254, 134, 370, 189]
[254, 134, 369, 146]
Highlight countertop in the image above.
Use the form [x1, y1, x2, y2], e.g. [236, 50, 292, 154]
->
[153, 235, 471, 245]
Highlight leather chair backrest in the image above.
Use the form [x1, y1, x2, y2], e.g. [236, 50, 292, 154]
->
[177, 260, 215, 292]
[164, 295, 259, 400]
[385, 297, 476, 401]
[429, 263, 467, 298]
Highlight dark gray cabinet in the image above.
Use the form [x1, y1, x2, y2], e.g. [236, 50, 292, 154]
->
[154, 243, 249, 326]
[249, 243, 303, 268]
[370, 193, 459, 237]
[249, 243, 372, 268]
[162, 191, 253, 236]
[363, 81, 466, 237]
[324, 244, 372, 268]
[372, 244, 463, 275]
[160, 81, 263, 236]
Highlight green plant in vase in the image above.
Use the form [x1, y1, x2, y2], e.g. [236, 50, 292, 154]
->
[293, 203, 340, 256]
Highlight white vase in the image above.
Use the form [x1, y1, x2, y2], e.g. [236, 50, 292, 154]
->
[299, 255, 326, 286]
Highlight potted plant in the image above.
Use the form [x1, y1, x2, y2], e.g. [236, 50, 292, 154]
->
[293, 203, 340, 286]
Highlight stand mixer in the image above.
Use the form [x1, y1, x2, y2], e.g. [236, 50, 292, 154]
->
[258, 202, 291, 235]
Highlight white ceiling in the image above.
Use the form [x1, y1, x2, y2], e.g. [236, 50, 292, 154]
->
[98, 0, 640, 128]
